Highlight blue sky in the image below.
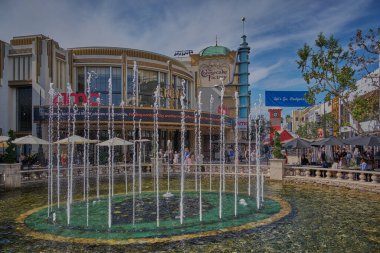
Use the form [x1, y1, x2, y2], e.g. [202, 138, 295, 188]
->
[0, 0, 379, 117]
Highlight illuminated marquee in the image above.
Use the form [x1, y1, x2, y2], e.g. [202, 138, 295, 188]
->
[53, 93, 100, 106]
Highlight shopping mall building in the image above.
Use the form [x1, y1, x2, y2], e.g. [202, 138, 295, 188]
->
[0, 33, 250, 159]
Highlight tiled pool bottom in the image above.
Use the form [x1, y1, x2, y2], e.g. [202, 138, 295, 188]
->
[18, 192, 289, 244]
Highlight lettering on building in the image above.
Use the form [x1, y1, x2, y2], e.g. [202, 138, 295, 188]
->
[174, 50, 193, 57]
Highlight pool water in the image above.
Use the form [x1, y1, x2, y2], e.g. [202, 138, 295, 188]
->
[0, 178, 379, 252]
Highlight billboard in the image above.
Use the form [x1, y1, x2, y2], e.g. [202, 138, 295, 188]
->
[265, 91, 310, 107]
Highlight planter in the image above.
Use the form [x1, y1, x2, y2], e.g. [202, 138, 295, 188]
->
[269, 159, 286, 181]
[0, 163, 21, 189]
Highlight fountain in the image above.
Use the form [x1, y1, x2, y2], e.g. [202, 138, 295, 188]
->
[209, 94, 214, 192]
[11, 65, 293, 248]
[0, 58, 376, 253]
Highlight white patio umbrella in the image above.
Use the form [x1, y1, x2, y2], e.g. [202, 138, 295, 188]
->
[55, 135, 98, 145]
[0, 136, 9, 143]
[133, 139, 150, 143]
[97, 137, 134, 146]
[13, 135, 50, 145]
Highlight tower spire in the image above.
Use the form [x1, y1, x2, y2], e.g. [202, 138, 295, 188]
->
[242, 17, 246, 36]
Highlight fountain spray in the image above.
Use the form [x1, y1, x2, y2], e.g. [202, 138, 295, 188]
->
[111, 104, 115, 197]
[198, 91, 203, 221]
[194, 111, 198, 191]
[85, 72, 92, 227]
[132, 62, 137, 225]
[120, 100, 128, 195]
[56, 92, 62, 208]
[209, 94, 214, 192]
[234, 91, 239, 217]
[67, 104, 77, 225]
[179, 80, 186, 224]
[154, 85, 160, 227]
[258, 94, 264, 206]
[48, 83, 54, 217]
[83, 103, 88, 202]
[219, 79, 225, 219]
[248, 109, 252, 196]
[255, 102, 260, 210]
[96, 96, 100, 199]
[138, 119, 143, 195]
[107, 74, 112, 228]
[65, 83, 72, 206]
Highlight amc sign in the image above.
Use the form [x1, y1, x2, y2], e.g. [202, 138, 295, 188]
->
[53, 93, 100, 106]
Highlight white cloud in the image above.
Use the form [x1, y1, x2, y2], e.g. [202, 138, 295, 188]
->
[251, 60, 284, 83]
[0, 0, 371, 54]
[0, 0, 376, 100]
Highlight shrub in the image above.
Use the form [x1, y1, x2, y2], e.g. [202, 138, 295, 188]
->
[272, 132, 284, 159]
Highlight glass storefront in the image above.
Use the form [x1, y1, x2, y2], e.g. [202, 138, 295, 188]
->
[127, 69, 171, 108]
[76, 66, 191, 109]
[76, 66, 122, 106]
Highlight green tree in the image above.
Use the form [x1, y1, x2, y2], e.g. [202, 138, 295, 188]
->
[348, 28, 380, 124]
[296, 121, 319, 139]
[272, 132, 283, 159]
[297, 33, 363, 133]
[4, 130, 17, 163]
[320, 112, 339, 136]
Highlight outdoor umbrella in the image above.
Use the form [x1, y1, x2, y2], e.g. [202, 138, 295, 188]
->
[283, 137, 311, 149]
[311, 136, 345, 146]
[97, 137, 134, 146]
[12, 135, 50, 145]
[132, 139, 150, 143]
[0, 136, 9, 143]
[0, 142, 8, 148]
[283, 137, 311, 165]
[55, 135, 98, 145]
[344, 136, 380, 146]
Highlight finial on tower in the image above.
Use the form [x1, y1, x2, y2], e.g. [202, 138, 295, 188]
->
[241, 17, 246, 35]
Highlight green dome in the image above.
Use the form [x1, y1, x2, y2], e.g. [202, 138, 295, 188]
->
[199, 45, 230, 56]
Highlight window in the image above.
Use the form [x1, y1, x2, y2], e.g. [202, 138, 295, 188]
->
[76, 66, 122, 106]
[17, 87, 32, 132]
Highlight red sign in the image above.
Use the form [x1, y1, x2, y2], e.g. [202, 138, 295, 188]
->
[217, 105, 229, 115]
[54, 93, 100, 106]
[317, 128, 324, 138]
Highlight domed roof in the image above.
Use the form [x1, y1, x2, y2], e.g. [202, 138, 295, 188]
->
[199, 45, 230, 57]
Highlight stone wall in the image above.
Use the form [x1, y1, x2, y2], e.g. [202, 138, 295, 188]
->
[0, 163, 21, 189]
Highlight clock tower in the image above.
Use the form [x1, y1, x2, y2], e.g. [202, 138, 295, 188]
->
[268, 108, 282, 131]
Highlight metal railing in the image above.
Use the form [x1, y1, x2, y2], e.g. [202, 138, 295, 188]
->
[19, 163, 270, 184]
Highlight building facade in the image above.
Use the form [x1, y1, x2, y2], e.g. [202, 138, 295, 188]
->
[0, 33, 251, 159]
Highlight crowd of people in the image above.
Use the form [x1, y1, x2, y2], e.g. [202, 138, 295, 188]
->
[299, 146, 380, 171]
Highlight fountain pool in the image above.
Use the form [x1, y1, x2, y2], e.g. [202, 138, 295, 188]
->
[0, 178, 379, 252]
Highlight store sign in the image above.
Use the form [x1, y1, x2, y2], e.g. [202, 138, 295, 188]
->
[237, 119, 248, 129]
[217, 105, 229, 116]
[34, 106, 233, 127]
[54, 93, 100, 106]
[199, 60, 230, 86]
[174, 50, 193, 57]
